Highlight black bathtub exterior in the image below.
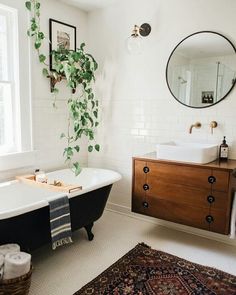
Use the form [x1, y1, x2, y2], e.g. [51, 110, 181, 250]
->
[0, 185, 112, 251]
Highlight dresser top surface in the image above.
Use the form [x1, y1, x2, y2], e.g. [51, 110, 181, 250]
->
[133, 152, 236, 171]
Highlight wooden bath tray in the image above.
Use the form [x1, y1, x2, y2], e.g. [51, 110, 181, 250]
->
[16, 175, 82, 193]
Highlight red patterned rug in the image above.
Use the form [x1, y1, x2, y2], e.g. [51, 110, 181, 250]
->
[74, 243, 236, 295]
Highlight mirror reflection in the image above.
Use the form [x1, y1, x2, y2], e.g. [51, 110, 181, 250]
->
[166, 31, 236, 108]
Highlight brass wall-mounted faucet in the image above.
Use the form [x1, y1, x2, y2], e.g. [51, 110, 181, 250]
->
[189, 122, 201, 134]
[210, 121, 218, 134]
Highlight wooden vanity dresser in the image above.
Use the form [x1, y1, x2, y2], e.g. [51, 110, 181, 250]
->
[132, 153, 236, 235]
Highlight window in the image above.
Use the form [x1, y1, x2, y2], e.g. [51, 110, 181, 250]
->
[0, 4, 20, 155]
[0, 3, 34, 172]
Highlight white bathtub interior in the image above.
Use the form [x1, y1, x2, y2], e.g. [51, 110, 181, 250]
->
[0, 181, 59, 219]
[0, 168, 121, 220]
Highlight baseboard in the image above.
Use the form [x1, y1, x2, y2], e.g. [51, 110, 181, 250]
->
[105, 202, 236, 246]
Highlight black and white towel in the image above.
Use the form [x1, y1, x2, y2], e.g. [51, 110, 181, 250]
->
[49, 195, 73, 250]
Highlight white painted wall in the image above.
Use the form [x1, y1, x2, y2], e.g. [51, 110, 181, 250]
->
[0, 0, 88, 182]
[87, 0, 236, 210]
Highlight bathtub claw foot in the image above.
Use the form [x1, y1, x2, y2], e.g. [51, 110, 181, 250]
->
[85, 223, 94, 241]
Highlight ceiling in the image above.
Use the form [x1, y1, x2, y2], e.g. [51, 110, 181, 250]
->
[59, 0, 118, 12]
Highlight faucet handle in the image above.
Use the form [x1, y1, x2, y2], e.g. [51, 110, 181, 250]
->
[210, 121, 218, 134]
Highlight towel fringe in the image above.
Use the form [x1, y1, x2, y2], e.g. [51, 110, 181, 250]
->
[52, 237, 73, 250]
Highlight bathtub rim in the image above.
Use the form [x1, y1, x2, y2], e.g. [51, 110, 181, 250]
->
[0, 167, 121, 220]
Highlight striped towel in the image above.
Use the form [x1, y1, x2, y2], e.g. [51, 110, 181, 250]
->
[49, 195, 73, 250]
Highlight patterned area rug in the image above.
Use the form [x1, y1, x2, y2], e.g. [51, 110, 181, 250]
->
[74, 243, 236, 295]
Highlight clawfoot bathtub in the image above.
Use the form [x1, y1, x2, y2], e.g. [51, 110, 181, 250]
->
[0, 168, 121, 251]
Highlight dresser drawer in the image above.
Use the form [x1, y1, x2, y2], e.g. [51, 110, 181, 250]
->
[137, 197, 210, 231]
[132, 197, 230, 234]
[147, 162, 212, 189]
[146, 182, 230, 211]
[147, 182, 211, 209]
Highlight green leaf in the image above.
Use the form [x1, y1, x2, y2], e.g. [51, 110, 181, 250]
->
[75, 129, 83, 141]
[80, 43, 85, 50]
[42, 68, 49, 77]
[88, 145, 93, 152]
[36, 2, 40, 9]
[74, 145, 80, 152]
[31, 21, 37, 31]
[88, 116, 94, 127]
[88, 93, 94, 100]
[95, 144, 100, 152]
[25, 1, 31, 11]
[72, 162, 82, 176]
[39, 54, 46, 63]
[73, 123, 80, 133]
[94, 61, 98, 71]
[34, 41, 41, 49]
[81, 116, 86, 126]
[63, 63, 71, 80]
[85, 61, 91, 70]
[38, 32, 45, 40]
[54, 63, 63, 73]
[63, 147, 73, 158]
[60, 133, 66, 139]
[95, 122, 99, 127]
[93, 111, 98, 118]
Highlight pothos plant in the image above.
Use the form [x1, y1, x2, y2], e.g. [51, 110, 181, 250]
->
[25, 0, 100, 176]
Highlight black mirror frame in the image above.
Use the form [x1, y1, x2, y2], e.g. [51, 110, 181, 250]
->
[166, 31, 236, 109]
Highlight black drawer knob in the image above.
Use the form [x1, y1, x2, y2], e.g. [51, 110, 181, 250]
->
[143, 166, 150, 173]
[143, 201, 149, 208]
[143, 184, 149, 191]
[208, 176, 216, 184]
[207, 195, 215, 204]
[206, 215, 214, 224]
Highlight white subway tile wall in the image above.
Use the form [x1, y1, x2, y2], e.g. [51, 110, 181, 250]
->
[87, 0, 236, 209]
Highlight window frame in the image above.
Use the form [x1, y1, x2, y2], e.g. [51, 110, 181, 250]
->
[0, 6, 20, 154]
[0, 1, 34, 172]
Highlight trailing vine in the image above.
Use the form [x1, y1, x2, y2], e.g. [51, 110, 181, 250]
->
[25, 0, 100, 176]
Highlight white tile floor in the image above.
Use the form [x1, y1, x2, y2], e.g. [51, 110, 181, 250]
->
[29, 210, 236, 295]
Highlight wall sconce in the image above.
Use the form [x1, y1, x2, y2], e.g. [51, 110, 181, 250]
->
[127, 23, 151, 54]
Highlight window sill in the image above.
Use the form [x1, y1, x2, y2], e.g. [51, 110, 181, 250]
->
[0, 151, 37, 172]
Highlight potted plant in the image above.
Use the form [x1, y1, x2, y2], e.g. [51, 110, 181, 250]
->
[25, 0, 100, 175]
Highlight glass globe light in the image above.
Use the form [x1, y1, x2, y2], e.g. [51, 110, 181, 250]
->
[126, 24, 151, 54]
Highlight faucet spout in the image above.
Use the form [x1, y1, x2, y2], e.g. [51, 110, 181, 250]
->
[189, 124, 194, 134]
[189, 122, 201, 134]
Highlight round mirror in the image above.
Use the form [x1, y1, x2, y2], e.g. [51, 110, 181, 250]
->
[166, 31, 236, 108]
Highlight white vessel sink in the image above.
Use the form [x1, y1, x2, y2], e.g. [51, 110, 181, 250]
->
[156, 141, 218, 164]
